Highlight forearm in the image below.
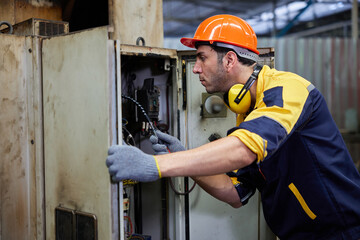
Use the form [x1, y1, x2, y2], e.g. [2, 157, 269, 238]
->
[156, 136, 256, 177]
[192, 174, 242, 208]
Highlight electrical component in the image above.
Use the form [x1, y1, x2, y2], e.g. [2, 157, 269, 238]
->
[122, 78, 160, 137]
[122, 95, 157, 137]
[136, 78, 160, 122]
[123, 197, 130, 211]
[122, 179, 138, 186]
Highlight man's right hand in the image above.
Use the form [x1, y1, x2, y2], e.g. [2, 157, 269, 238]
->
[150, 130, 185, 154]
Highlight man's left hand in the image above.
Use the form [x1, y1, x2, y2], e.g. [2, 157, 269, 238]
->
[106, 145, 161, 182]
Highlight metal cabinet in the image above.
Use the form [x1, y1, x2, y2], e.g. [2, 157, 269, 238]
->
[0, 34, 43, 240]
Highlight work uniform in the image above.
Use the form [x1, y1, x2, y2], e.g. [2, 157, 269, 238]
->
[228, 65, 360, 239]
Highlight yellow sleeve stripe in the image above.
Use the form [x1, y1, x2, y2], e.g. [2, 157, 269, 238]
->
[288, 183, 317, 220]
[153, 156, 162, 178]
[229, 129, 267, 162]
[230, 176, 240, 185]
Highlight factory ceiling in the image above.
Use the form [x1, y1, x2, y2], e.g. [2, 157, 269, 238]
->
[163, 0, 359, 38]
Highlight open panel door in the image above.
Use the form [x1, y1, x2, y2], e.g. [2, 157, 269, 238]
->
[42, 27, 122, 240]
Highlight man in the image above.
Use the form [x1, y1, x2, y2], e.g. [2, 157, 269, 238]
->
[106, 15, 360, 239]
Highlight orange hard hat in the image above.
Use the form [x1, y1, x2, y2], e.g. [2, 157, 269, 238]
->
[181, 14, 259, 55]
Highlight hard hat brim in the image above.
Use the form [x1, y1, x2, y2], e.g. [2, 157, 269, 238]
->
[180, 37, 198, 49]
[181, 37, 260, 56]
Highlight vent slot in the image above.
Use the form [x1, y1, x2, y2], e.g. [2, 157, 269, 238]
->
[56, 207, 75, 240]
[55, 207, 97, 240]
[38, 22, 66, 36]
[0, 18, 69, 36]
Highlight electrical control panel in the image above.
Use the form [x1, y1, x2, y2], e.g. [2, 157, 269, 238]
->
[121, 52, 174, 143]
[119, 47, 178, 239]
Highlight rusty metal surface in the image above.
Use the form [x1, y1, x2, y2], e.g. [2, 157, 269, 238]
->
[0, 0, 62, 28]
[0, 34, 43, 240]
[109, 0, 164, 47]
[121, 44, 178, 58]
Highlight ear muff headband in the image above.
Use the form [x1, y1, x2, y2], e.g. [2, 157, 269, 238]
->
[224, 65, 263, 114]
[234, 77, 255, 104]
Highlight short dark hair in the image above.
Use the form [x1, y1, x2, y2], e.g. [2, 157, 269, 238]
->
[211, 45, 256, 66]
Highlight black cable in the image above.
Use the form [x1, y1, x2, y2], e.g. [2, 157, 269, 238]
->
[121, 95, 157, 138]
[122, 95, 196, 195]
[169, 177, 196, 196]
[185, 177, 190, 240]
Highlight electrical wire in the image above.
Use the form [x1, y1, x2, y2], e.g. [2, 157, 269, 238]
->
[166, 148, 197, 195]
[123, 126, 136, 146]
[121, 95, 157, 138]
[169, 177, 196, 195]
[128, 236, 145, 240]
[122, 95, 195, 194]
[122, 118, 129, 126]
[124, 215, 133, 238]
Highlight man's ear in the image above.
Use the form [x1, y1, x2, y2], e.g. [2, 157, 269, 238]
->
[224, 51, 238, 72]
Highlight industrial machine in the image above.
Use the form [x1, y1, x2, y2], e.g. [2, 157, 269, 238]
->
[0, 2, 275, 239]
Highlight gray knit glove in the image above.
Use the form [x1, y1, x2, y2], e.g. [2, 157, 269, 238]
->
[150, 130, 185, 154]
[106, 145, 161, 182]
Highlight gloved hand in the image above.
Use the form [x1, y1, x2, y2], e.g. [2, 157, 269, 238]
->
[150, 130, 185, 154]
[106, 145, 161, 182]
[226, 162, 266, 205]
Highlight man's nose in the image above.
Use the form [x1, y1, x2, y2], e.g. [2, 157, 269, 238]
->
[193, 61, 201, 74]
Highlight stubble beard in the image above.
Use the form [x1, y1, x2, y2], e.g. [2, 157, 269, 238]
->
[205, 64, 228, 94]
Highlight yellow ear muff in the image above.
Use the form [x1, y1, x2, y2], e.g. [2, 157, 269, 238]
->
[223, 84, 251, 114]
